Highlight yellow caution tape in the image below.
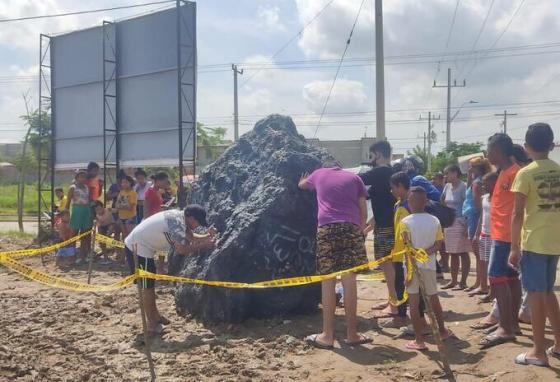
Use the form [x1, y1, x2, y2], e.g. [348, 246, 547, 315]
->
[383, 246, 429, 307]
[96, 234, 125, 249]
[0, 256, 136, 292]
[0, 239, 427, 298]
[0, 230, 92, 258]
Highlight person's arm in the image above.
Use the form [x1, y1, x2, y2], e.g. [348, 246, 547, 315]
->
[143, 190, 154, 219]
[65, 187, 73, 211]
[473, 213, 482, 245]
[298, 172, 310, 190]
[426, 240, 442, 255]
[440, 184, 447, 204]
[509, 192, 526, 270]
[472, 181, 483, 212]
[363, 217, 375, 235]
[359, 196, 367, 230]
[174, 235, 215, 255]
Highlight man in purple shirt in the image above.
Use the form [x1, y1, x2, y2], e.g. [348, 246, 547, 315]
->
[299, 162, 371, 349]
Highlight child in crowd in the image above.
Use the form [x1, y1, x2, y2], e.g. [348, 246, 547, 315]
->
[431, 172, 445, 194]
[86, 162, 102, 202]
[134, 168, 150, 222]
[116, 175, 137, 241]
[441, 164, 471, 290]
[395, 186, 453, 350]
[470, 172, 500, 330]
[55, 210, 76, 266]
[389, 171, 411, 325]
[510, 123, 560, 367]
[54, 187, 68, 212]
[66, 170, 92, 265]
[480, 133, 522, 349]
[464, 158, 491, 296]
[93, 201, 116, 265]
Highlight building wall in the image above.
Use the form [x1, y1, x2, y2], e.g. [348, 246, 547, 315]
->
[307, 138, 376, 168]
[0, 143, 23, 158]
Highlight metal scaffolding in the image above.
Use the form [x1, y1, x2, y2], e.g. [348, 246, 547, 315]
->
[177, 0, 197, 208]
[102, 20, 119, 205]
[38, 34, 54, 232]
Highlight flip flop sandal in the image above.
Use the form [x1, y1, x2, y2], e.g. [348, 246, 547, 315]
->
[514, 353, 549, 367]
[482, 324, 499, 335]
[344, 334, 372, 347]
[468, 289, 489, 297]
[452, 284, 467, 291]
[479, 334, 516, 349]
[405, 341, 428, 351]
[478, 294, 493, 303]
[547, 346, 560, 359]
[470, 321, 497, 330]
[441, 283, 456, 290]
[372, 302, 389, 310]
[305, 334, 334, 350]
[464, 286, 477, 292]
[373, 311, 397, 319]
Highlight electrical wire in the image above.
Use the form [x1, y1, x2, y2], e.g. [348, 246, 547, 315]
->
[456, 0, 495, 78]
[312, 0, 366, 138]
[434, 0, 461, 81]
[240, 0, 337, 87]
[0, 1, 175, 23]
[462, 0, 526, 80]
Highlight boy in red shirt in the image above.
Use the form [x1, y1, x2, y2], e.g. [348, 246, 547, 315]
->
[480, 133, 522, 349]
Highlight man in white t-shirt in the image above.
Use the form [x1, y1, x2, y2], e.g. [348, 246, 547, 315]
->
[394, 186, 453, 351]
[125, 207, 215, 337]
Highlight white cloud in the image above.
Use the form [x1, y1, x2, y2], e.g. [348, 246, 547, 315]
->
[302, 79, 367, 114]
[257, 5, 285, 32]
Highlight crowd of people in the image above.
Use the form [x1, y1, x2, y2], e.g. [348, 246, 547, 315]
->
[50, 122, 560, 367]
[300, 122, 560, 367]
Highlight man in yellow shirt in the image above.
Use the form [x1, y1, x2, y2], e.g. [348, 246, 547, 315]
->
[510, 123, 560, 367]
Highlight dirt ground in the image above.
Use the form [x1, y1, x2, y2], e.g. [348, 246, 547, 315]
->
[1, 236, 559, 382]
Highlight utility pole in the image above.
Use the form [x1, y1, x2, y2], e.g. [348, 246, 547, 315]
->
[433, 68, 465, 148]
[232, 64, 243, 141]
[494, 110, 517, 134]
[420, 112, 440, 173]
[423, 132, 427, 153]
[375, 0, 385, 139]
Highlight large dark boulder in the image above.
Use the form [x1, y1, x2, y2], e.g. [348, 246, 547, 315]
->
[173, 114, 331, 323]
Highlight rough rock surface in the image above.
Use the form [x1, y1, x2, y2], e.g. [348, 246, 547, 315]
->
[173, 114, 331, 323]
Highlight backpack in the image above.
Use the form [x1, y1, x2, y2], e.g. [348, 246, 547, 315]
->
[425, 200, 456, 229]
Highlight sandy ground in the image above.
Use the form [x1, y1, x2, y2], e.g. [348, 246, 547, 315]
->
[1, 236, 559, 382]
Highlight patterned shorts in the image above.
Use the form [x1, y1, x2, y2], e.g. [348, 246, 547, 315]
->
[374, 226, 395, 260]
[479, 233, 492, 262]
[316, 222, 368, 275]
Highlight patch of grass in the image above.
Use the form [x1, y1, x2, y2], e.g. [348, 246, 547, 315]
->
[0, 184, 52, 215]
[0, 230, 36, 240]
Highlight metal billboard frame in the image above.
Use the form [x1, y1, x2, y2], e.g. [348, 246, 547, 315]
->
[38, 0, 196, 231]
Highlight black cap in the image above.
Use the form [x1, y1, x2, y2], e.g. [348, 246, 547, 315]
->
[184, 204, 208, 226]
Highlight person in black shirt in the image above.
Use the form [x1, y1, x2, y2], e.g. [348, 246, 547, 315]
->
[360, 140, 406, 326]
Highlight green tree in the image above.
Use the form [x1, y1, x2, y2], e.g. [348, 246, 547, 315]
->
[197, 122, 227, 160]
[432, 141, 484, 173]
[21, 108, 51, 163]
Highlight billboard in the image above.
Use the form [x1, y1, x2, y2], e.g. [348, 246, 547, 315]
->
[50, 2, 196, 169]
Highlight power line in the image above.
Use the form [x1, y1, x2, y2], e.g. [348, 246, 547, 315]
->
[434, 0, 462, 81]
[313, 0, 366, 138]
[0, 1, 175, 23]
[240, 0, 337, 87]
[462, 0, 526, 80]
[456, 0, 495, 78]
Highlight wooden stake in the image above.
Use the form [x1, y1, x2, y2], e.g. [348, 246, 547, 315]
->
[133, 244, 157, 381]
[409, 253, 455, 381]
[87, 227, 96, 284]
